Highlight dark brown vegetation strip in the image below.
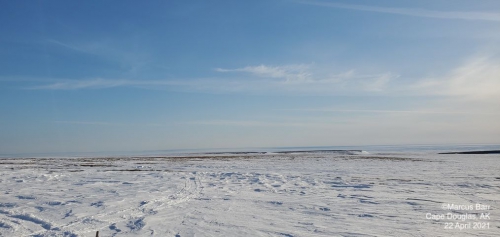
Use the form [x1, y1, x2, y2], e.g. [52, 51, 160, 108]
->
[341, 156, 425, 162]
[439, 150, 500, 154]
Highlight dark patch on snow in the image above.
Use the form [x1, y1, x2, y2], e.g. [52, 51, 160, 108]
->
[331, 184, 371, 189]
[47, 201, 63, 206]
[0, 221, 13, 229]
[359, 199, 379, 204]
[0, 203, 16, 208]
[127, 217, 145, 231]
[11, 214, 51, 230]
[16, 195, 36, 200]
[64, 210, 73, 219]
[91, 201, 104, 207]
[32, 231, 77, 237]
[109, 223, 122, 232]
[358, 214, 374, 218]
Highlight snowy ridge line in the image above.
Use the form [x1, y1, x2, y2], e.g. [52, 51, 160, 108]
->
[274, 149, 363, 154]
[2, 144, 499, 159]
[192, 149, 366, 155]
[127, 149, 366, 158]
[0, 149, 367, 159]
[200, 150, 364, 155]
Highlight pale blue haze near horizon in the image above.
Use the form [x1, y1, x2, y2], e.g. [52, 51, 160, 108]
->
[1, 0, 500, 154]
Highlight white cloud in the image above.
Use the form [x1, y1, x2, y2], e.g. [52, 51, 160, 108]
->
[47, 39, 89, 53]
[318, 71, 396, 91]
[24, 68, 396, 95]
[183, 117, 358, 128]
[297, 1, 500, 22]
[24, 55, 500, 100]
[280, 108, 499, 115]
[47, 39, 151, 76]
[54, 121, 120, 126]
[216, 65, 397, 93]
[216, 64, 312, 83]
[27, 78, 181, 90]
[31, 79, 128, 90]
[411, 56, 500, 100]
[186, 120, 293, 127]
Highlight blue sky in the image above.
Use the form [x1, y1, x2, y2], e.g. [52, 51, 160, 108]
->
[1, 0, 500, 154]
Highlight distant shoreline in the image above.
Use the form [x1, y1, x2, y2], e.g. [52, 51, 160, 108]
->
[3, 144, 499, 158]
[204, 150, 363, 155]
[439, 150, 500, 154]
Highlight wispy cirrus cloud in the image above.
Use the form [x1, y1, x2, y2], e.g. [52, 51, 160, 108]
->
[185, 119, 308, 127]
[47, 39, 112, 56]
[215, 64, 312, 83]
[53, 120, 178, 127]
[21, 54, 500, 100]
[326, 70, 395, 92]
[216, 65, 397, 92]
[297, 1, 500, 21]
[48, 39, 89, 53]
[183, 119, 351, 128]
[54, 121, 121, 126]
[280, 108, 500, 115]
[47, 39, 151, 76]
[32, 78, 130, 90]
[23, 64, 397, 94]
[27, 78, 185, 90]
[411, 56, 500, 100]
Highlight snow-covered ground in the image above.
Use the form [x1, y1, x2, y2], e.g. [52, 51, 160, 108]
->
[0, 152, 499, 236]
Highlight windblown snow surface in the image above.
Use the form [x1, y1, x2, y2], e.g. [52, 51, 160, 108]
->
[0, 151, 499, 236]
